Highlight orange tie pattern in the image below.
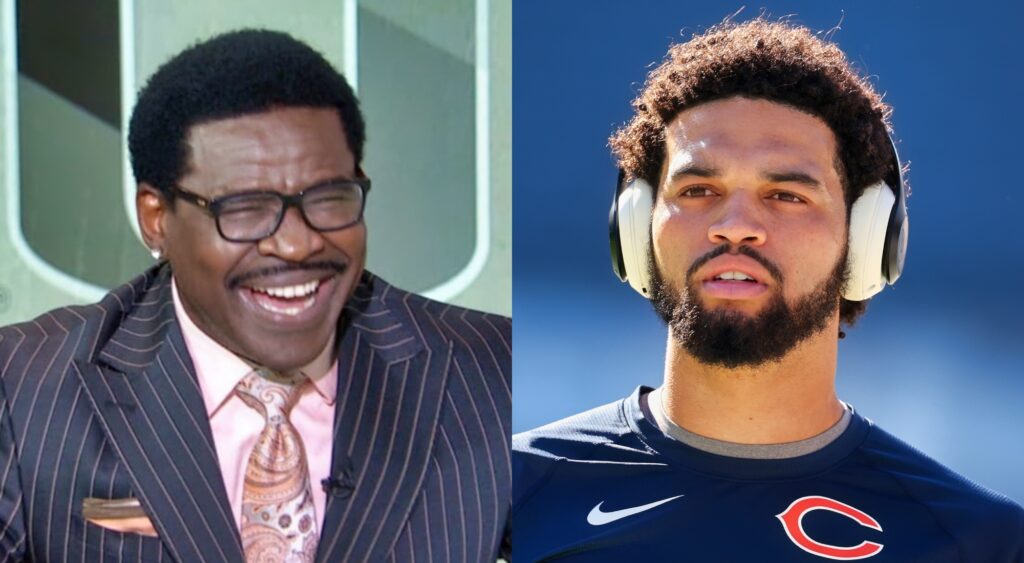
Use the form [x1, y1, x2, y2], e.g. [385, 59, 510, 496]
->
[235, 369, 319, 563]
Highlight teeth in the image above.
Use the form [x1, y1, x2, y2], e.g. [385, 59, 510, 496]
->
[716, 271, 754, 281]
[253, 279, 321, 299]
[255, 295, 317, 316]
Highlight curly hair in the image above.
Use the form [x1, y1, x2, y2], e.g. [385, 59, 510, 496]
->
[610, 17, 899, 328]
[128, 29, 365, 198]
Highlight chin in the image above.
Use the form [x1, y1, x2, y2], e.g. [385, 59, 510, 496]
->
[239, 333, 327, 371]
[702, 298, 767, 316]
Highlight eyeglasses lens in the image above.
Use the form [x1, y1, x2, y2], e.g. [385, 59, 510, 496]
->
[216, 183, 364, 241]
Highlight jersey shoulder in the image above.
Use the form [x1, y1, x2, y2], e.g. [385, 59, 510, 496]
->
[513, 397, 632, 459]
[512, 394, 655, 505]
[859, 420, 1024, 555]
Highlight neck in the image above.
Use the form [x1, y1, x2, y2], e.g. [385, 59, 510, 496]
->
[660, 319, 844, 444]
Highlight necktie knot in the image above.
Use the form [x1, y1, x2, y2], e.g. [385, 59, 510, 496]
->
[235, 369, 306, 423]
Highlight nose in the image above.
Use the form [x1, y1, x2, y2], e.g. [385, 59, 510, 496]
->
[257, 206, 325, 261]
[707, 192, 767, 246]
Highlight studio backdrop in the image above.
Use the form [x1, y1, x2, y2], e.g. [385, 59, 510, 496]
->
[0, 0, 511, 323]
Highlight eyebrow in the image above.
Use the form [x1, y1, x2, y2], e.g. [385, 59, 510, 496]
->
[214, 175, 356, 197]
[764, 171, 823, 190]
[667, 164, 720, 184]
[668, 164, 823, 191]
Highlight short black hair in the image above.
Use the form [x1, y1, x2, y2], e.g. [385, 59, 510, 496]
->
[128, 29, 365, 196]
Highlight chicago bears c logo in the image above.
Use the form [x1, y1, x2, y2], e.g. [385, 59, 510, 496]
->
[776, 496, 883, 560]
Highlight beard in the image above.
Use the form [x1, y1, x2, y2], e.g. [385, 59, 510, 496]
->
[649, 244, 848, 369]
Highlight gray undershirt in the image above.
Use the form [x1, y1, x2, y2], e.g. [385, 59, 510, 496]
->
[646, 387, 852, 460]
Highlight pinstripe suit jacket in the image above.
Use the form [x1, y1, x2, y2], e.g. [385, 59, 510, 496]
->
[0, 264, 511, 562]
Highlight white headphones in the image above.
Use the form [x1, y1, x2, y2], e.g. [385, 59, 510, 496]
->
[609, 140, 908, 302]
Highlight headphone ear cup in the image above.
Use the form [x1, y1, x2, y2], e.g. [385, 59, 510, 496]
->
[844, 182, 896, 301]
[883, 191, 909, 285]
[616, 179, 655, 297]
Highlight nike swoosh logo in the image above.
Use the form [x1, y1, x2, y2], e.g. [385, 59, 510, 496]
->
[586, 494, 685, 526]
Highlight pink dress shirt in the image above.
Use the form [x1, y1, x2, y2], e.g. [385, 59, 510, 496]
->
[171, 280, 337, 534]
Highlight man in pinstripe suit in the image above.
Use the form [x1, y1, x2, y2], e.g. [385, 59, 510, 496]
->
[0, 30, 510, 562]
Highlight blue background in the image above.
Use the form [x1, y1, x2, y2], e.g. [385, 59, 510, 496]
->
[513, 1, 1024, 504]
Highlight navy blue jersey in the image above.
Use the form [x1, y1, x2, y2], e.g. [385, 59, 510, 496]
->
[512, 387, 1024, 562]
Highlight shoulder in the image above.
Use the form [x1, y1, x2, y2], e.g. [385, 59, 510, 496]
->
[513, 398, 633, 460]
[513, 397, 645, 503]
[366, 272, 511, 358]
[858, 418, 1024, 553]
[0, 302, 111, 416]
[0, 302, 102, 371]
[0, 267, 161, 384]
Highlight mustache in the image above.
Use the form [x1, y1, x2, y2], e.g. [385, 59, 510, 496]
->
[686, 245, 784, 284]
[228, 260, 348, 289]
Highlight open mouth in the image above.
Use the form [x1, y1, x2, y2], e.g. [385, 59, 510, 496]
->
[701, 270, 768, 300]
[244, 275, 336, 317]
[710, 271, 759, 283]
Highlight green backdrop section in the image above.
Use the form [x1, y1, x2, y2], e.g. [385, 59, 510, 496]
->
[0, 0, 510, 327]
[360, 4, 475, 290]
[19, 76, 151, 288]
[455, 0, 509, 312]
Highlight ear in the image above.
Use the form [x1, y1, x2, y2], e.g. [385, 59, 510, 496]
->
[136, 183, 170, 254]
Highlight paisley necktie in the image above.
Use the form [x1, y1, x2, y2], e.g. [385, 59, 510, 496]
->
[235, 369, 319, 563]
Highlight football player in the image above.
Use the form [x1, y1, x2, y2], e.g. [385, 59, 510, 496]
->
[512, 18, 1024, 561]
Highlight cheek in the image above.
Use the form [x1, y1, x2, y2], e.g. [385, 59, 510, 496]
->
[166, 214, 247, 281]
[771, 216, 846, 293]
[323, 222, 367, 261]
[650, 203, 700, 278]
[166, 209, 213, 248]
[649, 203, 672, 268]
[816, 212, 848, 264]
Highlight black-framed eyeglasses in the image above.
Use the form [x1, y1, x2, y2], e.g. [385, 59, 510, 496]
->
[168, 177, 371, 242]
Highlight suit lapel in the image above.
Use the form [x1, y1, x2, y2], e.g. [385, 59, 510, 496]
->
[316, 275, 450, 562]
[73, 266, 244, 563]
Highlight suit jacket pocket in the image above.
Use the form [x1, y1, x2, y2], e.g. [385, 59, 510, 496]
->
[73, 514, 170, 562]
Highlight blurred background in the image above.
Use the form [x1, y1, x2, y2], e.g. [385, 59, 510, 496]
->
[513, 1, 1024, 504]
[0, 0, 510, 322]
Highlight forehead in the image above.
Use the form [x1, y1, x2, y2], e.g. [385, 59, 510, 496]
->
[183, 106, 354, 190]
[662, 97, 839, 179]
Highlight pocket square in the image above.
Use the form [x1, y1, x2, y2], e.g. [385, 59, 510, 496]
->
[82, 497, 158, 537]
